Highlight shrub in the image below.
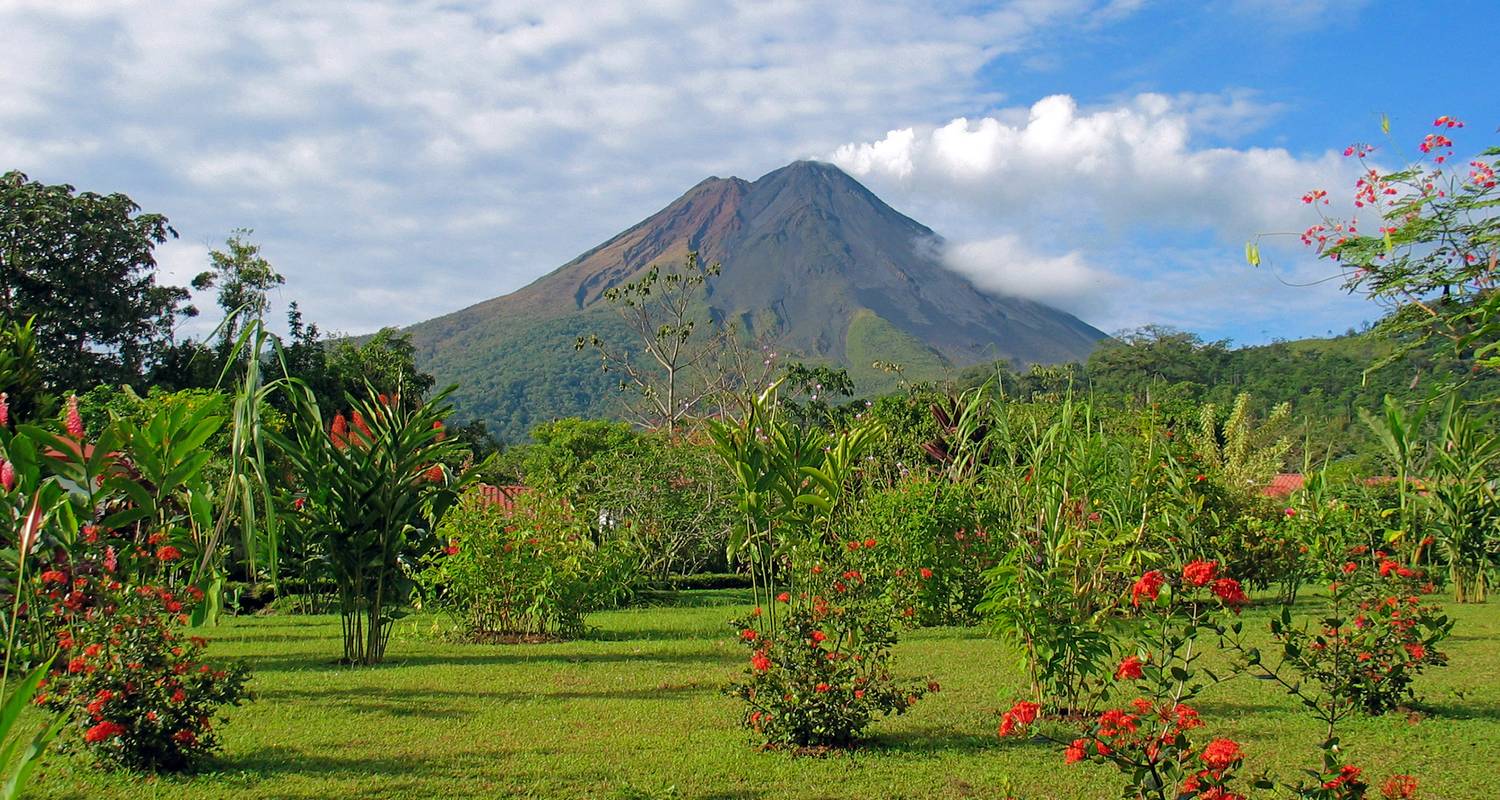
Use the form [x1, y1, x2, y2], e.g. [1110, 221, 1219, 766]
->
[727, 542, 933, 749]
[420, 489, 635, 639]
[850, 478, 1002, 626]
[1231, 545, 1451, 717]
[36, 545, 249, 772]
[710, 388, 932, 748]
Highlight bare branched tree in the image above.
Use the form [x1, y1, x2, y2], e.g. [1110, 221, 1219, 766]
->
[576, 251, 734, 434]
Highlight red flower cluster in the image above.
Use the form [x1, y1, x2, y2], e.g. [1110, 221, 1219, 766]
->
[84, 720, 126, 743]
[1113, 655, 1144, 681]
[1182, 560, 1218, 587]
[1200, 738, 1243, 770]
[1131, 570, 1165, 606]
[1211, 577, 1248, 609]
[1380, 774, 1418, 799]
[997, 700, 1040, 737]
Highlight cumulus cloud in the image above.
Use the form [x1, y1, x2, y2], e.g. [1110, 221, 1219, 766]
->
[833, 93, 1352, 237]
[831, 92, 1372, 339]
[0, 0, 1134, 334]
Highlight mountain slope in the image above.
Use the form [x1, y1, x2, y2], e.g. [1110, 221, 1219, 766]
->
[409, 160, 1107, 440]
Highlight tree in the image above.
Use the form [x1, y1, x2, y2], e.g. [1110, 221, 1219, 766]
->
[1255, 115, 1498, 378]
[192, 229, 285, 358]
[1085, 326, 1229, 402]
[576, 252, 731, 434]
[325, 327, 435, 410]
[0, 170, 192, 390]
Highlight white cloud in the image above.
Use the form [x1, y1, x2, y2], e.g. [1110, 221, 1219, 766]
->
[0, 0, 1137, 334]
[942, 236, 1123, 316]
[827, 92, 1379, 340]
[832, 93, 1354, 237]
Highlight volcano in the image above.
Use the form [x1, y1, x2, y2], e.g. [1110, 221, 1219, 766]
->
[407, 160, 1105, 439]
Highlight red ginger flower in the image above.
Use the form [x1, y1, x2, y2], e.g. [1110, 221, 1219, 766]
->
[998, 700, 1041, 737]
[0, 459, 13, 492]
[1114, 655, 1144, 681]
[64, 395, 84, 438]
[1200, 738, 1243, 770]
[330, 413, 349, 448]
[84, 720, 126, 743]
[1131, 570, 1165, 606]
[1183, 560, 1218, 587]
[0, 391, 8, 426]
[351, 410, 372, 440]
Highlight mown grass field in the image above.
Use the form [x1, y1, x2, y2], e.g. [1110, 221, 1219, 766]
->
[28, 591, 1500, 799]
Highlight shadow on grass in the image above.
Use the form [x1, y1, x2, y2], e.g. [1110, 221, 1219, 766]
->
[213, 745, 513, 792]
[242, 647, 734, 673]
[257, 681, 715, 714]
[866, 726, 1007, 756]
[1417, 701, 1500, 721]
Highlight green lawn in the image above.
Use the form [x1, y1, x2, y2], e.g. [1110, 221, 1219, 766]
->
[29, 591, 1500, 799]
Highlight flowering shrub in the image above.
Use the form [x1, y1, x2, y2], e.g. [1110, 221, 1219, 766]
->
[419, 489, 635, 639]
[848, 478, 1003, 626]
[1227, 546, 1451, 717]
[727, 543, 933, 748]
[35, 541, 250, 772]
[1000, 560, 1251, 799]
[711, 389, 931, 748]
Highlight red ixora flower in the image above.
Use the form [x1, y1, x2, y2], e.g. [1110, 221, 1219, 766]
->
[809, 630, 827, 644]
[1064, 737, 1089, 764]
[919, 567, 934, 580]
[750, 650, 771, 672]
[1200, 738, 1243, 771]
[1114, 655, 1145, 681]
[84, 720, 126, 743]
[740, 629, 757, 641]
[997, 700, 1041, 737]
[814, 682, 830, 693]
[1380, 774, 1418, 799]
[1182, 560, 1218, 587]
[1211, 577, 1248, 608]
[156, 545, 183, 562]
[1323, 764, 1364, 791]
[1131, 570, 1165, 606]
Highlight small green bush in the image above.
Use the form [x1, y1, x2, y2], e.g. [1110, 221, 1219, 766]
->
[849, 478, 1003, 626]
[420, 489, 636, 639]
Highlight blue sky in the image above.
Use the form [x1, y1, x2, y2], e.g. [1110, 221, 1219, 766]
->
[2, 0, 1495, 346]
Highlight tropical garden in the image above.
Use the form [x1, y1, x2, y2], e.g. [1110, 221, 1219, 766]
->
[0, 118, 1496, 800]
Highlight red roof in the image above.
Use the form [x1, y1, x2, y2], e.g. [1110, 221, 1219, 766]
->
[1262, 473, 1306, 498]
[477, 484, 528, 512]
